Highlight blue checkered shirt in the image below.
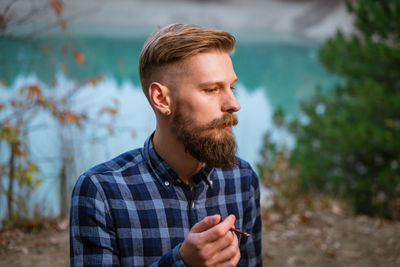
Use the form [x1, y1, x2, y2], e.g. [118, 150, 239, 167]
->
[70, 134, 262, 266]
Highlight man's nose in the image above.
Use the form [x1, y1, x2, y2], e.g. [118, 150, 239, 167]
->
[221, 89, 241, 113]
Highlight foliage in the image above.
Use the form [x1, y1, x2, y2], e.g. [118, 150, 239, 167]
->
[0, 80, 87, 223]
[256, 109, 349, 226]
[257, 131, 302, 214]
[0, 0, 121, 225]
[289, 0, 400, 219]
[258, 110, 314, 215]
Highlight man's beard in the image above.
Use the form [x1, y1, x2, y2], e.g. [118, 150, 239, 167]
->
[170, 105, 239, 169]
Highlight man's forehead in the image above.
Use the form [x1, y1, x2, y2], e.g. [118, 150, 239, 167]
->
[179, 52, 235, 80]
[154, 51, 236, 90]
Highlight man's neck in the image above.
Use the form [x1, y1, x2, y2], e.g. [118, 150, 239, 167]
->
[152, 127, 204, 186]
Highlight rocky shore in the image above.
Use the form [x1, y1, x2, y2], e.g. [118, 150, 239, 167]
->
[4, 0, 354, 40]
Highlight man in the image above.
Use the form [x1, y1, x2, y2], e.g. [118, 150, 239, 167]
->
[70, 23, 262, 267]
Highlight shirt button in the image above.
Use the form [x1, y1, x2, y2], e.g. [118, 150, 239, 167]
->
[209, 180, 213, 185]
[164, 181, 170, 186]
[191, 202, 195, 209]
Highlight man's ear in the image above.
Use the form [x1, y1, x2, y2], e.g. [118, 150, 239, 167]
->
[149, 82, 171, 115]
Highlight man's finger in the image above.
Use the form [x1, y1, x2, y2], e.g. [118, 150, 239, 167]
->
[208, 232, 240, 266]
[199, 214, 236, 243]
[212, 233, 240, 266]
[220, 247, 241, 267]
[190, 214, 221, 234]
[202, 229, 236, 262]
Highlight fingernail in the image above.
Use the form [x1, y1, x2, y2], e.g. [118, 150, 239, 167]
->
[209, 214, 219, 223]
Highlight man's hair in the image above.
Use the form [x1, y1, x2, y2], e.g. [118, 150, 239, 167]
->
[138, 23, 236, 99]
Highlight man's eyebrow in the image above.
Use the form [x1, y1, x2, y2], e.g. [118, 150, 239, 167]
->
[198, 78, 238, 87]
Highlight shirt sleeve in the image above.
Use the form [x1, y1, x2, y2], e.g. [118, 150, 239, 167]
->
[70, 174, 188, 267]
[238, 168, 263, 267]
[149, 242, 186, 267]
[70, 174, 120, 266]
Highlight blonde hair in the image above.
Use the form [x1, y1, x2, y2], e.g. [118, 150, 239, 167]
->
[138, 23, 236, 99]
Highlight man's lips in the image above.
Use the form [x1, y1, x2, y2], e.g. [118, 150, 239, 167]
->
[208, 113, 238, 130]
[220, 124, 232, 129]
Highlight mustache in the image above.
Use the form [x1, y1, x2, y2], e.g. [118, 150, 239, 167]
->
[207, 113, 238, 129]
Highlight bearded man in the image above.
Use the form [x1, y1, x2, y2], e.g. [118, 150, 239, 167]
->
[70, 24, 262, 267]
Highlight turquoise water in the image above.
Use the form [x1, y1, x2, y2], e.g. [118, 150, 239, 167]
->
[1, 33, 334, 115]
[0, 31, 337, 218]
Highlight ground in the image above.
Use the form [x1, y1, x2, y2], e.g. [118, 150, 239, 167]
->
[262, 207, 400, 266]
[0, 219, 69, 267]
[1, 202, 399, 267]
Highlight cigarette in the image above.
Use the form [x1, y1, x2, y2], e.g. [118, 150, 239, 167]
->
[230, 228, 250, 237]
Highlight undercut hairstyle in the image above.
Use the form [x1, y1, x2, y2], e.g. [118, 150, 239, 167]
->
[138, 23, 236, 100]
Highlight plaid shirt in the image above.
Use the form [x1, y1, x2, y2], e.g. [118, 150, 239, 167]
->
[70, 134, 262, 266]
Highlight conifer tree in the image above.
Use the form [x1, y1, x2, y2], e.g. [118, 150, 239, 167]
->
[291, 0, 400, 218]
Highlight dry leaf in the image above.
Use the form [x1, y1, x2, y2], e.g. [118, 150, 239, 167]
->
[50, 0, 63, 16]
[0, 14, 6, 30]
[86, 78, 97, 85]
[74, 51, 86, 65]
[33, 241, 45, 247]
[300, 210, 313, 224]
[323, 249, 336, 258]
[60, 112, 80, 123]
[12, 143, 24, 156]
[99, 107, 118, 116]
[27, 84, 41, 99]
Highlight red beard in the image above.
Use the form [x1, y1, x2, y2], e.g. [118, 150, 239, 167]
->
[171, 104, 238, 169]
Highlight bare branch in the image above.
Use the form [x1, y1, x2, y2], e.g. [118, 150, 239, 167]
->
[2, 0, 19, 17]
[7, 3, 50, 27]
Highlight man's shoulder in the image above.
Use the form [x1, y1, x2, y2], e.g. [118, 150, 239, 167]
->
[72, 147, 152, 199]
[80, 147, 146, 182]
[234, 156, 253, 170]
[234, 156, 258, 178]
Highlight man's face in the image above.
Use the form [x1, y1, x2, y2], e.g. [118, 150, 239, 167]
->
[168, 51, 241, 169]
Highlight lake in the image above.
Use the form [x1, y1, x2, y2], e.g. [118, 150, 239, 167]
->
[0, 30, 337, 219]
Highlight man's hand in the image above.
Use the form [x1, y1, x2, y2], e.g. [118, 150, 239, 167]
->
[179, 214, 240, 267]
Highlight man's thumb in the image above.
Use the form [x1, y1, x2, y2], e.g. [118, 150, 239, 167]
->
[190, 214, 221, 233]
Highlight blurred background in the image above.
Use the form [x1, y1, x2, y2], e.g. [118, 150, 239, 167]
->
[0, 0, 399, 266]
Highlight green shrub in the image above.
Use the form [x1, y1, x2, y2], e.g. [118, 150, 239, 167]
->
[290, 0, 400, 219]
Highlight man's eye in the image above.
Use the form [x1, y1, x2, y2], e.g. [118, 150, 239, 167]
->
[204, 88, 218, 93]
[231, 87, 236, 91]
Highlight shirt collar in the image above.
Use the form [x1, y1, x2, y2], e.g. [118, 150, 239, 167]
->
[143, 132, 215, 187]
